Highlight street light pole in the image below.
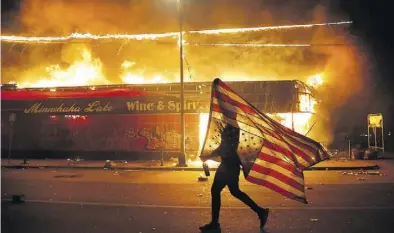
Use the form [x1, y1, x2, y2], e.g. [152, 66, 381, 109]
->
[177, 0, 187, 166]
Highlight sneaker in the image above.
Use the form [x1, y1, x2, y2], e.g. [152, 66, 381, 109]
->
[199, 222, 221, 232]
[258, 208, 269, 229]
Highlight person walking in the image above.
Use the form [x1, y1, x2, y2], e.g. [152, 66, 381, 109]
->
[199, 124, 269, 232]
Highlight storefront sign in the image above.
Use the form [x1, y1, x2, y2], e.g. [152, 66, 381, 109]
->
[3, 97, 209, 115]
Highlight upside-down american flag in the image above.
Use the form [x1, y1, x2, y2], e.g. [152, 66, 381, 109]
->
[200, 78, 330, 204]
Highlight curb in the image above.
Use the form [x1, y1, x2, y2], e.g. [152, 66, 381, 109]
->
[1, 165, 380, 171]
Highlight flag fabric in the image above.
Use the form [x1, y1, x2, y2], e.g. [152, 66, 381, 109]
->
[200, 78, 330, 204]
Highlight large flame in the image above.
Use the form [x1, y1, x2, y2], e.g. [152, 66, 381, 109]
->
[120, 60, 171, 84]
[18, 48, 109, 88]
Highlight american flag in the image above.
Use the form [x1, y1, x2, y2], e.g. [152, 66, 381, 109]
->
[200, 78, 330, 203]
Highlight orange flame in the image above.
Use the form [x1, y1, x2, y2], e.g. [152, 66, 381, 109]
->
[18, 48, 109, 88]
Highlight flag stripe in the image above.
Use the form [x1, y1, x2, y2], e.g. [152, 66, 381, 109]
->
[211, 112, 263, 138]
[213, 97, 291, 142]
[212, 100, 318, 165]
[251, 164, 304, 192]
[211, 109, 313, 167]
[213, 97, 321, 158]
[215, 81, 250, 105]
[257, 153, 303, 177]
[263, 140, 306, 170]
[246, 175, 306, 203]
[217, 79, 322, 146]
[261, 146, 297, 166]
[248, 169, 304, 197]
[213, 91, 257, 115]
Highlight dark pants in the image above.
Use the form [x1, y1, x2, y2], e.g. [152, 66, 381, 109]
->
[211, 163, 261, 223]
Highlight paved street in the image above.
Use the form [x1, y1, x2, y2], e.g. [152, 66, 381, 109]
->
[2, 160, 394, 233]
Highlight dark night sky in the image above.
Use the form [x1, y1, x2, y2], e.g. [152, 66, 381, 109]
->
[335, 1, 394, 131]
[1, 0, 393, 134]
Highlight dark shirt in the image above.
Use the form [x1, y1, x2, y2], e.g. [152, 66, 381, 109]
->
[218, 143, 241, 167]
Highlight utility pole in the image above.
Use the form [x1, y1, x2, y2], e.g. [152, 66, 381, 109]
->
[177, 0, 187, 166]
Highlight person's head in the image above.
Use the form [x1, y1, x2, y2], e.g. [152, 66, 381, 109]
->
[220, 124, 240, 149]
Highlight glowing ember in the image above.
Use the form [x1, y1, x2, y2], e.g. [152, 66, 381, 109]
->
[121, 60, 136, 69]
[307, 74, 324, 88]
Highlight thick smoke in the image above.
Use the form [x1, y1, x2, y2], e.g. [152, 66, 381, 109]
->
[1, 0, 371, 143]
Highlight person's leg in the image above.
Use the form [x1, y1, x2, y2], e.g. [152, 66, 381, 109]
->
[211, 179, 227, 224]
[199, 178, 226, 231]
[227, 181, 269, 228]
[227, 181, 261, 213]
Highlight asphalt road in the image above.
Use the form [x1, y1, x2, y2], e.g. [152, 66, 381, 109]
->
[2, 161, 394, 233]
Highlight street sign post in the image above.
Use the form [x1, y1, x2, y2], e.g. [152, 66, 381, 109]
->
[367, 113, 384, 152]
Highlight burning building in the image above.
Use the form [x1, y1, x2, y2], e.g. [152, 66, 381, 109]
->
[0, 0, 370, 163]
[1, 80, 318, 161]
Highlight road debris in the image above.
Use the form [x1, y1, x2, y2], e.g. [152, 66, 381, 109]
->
[367, 171, 380, 175]
[341, 170, 383, 176]
[198, 173, 208, 182]
[310, 218, 319, 222]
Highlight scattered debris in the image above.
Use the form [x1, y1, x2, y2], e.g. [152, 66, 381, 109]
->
[357, 177, 366, 180]
[104, 160, 115, 169]
[198, 173, 209, 182]
[310, 219, 319, 222]
[305, 187, 313, 190]
[53, 174, 82, 179]
[342, 170, 380, 176]
[367, 171, 380, 175]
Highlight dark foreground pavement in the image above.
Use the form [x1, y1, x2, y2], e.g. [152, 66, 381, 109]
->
[3, 202, 394, 233]
[2, 160, 394, 233]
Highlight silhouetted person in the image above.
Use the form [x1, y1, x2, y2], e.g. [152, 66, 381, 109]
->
[200, 124, 269, 232]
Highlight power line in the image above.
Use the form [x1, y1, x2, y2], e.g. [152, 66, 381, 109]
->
[0, 21, 352, 43]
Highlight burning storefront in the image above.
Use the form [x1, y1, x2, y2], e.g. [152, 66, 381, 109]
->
[1, 80, 318, 162]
